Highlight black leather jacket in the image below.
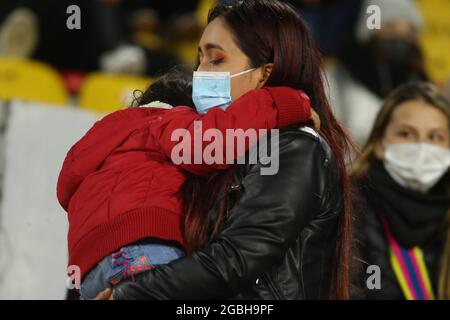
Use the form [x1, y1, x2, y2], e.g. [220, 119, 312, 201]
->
[113, 127, 343, 300]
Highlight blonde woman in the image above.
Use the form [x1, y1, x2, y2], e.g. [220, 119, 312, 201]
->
[353, 82, 450, 299]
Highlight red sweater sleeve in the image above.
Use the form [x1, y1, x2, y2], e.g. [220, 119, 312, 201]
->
[150, 86, 311, 175]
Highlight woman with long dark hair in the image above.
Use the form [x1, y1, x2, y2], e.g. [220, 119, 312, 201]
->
[101, 0, 355, 300]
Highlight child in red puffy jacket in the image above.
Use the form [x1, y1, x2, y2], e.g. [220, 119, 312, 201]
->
[57, 69, 312, 299]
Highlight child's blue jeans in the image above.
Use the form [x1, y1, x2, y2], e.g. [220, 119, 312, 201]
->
[80, 241, 184, 299]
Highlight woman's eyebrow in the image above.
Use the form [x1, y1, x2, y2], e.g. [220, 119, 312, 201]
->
[201, 43, 226, 52]
[429, 126, 449, 132]
[397, 123, 447, 132]
[394, 123, 418, 132]
[396, 123, 415, 129]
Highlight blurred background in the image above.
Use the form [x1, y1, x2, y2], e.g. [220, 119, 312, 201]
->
[0, 0, 449, 299]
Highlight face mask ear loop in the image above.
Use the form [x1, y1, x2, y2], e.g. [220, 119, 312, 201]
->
[230, 68, 256, 79]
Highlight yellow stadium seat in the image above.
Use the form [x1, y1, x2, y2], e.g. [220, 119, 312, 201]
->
[417, 0, 450, 84]
[79, 73, 152, 114]
[0, 57, 68, 105]
[197, 0, 218, 27]
[171, 41, 201, 68]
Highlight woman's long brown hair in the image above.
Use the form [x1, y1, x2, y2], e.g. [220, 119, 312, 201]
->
[181, 0, 356, 299]
[351, 82, 450, 299]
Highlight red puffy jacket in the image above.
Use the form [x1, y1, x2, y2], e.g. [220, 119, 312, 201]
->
[57, 87, 311, 279]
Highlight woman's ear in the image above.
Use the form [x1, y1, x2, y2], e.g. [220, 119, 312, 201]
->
[257, 63, 273, 88]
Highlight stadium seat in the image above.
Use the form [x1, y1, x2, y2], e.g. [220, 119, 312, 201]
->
[0, 57, 68, 105]
[78, 73, 152, 114]
[197, 0, 218, 27]
[417, 0, 450, 84]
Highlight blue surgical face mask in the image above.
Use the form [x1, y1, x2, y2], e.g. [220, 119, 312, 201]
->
[192, 69, 255, 114]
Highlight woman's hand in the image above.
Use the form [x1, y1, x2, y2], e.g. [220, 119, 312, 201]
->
[310, 108, 321, 131]
[94, 288, 114, 300]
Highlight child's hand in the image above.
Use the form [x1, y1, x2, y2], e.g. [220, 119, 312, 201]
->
[310, 108, 321, 131]
[94, 288, 113, 300]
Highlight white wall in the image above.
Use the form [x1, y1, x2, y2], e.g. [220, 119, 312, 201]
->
[0, 100, 97, 299]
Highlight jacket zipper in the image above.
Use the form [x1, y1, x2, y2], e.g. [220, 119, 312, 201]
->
[262, 273, 284, 300]
[225, 181, 284, 300]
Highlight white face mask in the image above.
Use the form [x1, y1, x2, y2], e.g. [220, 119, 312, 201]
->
[383, 143, 450, 193]
[192, 68, 255, 114]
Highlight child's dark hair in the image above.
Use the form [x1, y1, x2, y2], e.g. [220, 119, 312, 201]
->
[132, 67, 194, 108]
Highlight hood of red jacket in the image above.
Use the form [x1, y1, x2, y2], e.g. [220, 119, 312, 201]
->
[56, 107, 167, 211]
